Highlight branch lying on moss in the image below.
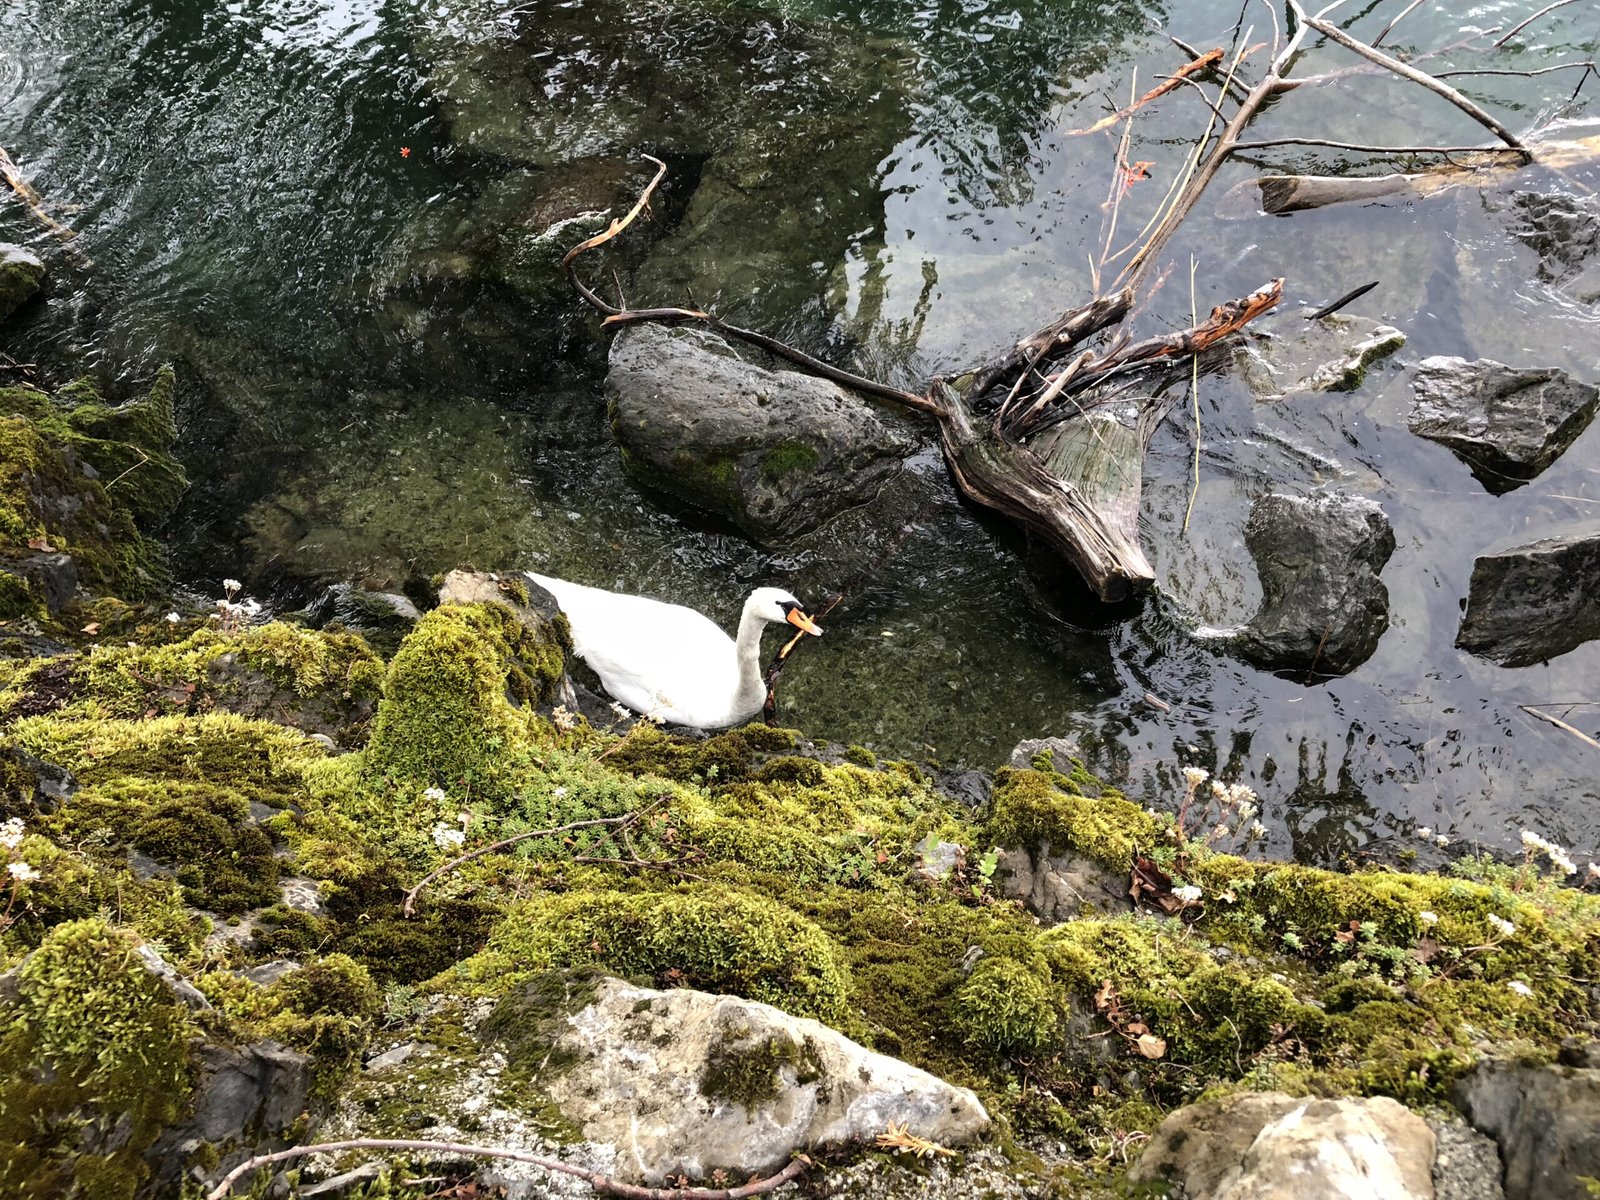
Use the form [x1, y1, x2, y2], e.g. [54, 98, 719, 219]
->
[401, 797, 667, 916]
[202, 1138, 809, 1200]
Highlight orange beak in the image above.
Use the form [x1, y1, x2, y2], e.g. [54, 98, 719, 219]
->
[786, 608, 823, 636]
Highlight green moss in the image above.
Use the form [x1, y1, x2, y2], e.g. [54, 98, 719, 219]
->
[700, 1032, 822, 1106]
[0, 918, 197, 1199]
[953, 957, 1060, 1057]
[759, 440, 820, 482]
[364, 603, 563, 791]
[985, 767, 1158, 865]
[451, 887, 851, 1026]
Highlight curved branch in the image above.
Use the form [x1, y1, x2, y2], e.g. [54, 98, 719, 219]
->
[203, 1138, 808, 1200]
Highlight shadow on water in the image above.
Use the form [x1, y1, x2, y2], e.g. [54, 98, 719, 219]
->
[2, 0, 1599, 865]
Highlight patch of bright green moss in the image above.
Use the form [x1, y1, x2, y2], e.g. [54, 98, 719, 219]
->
[450, 887, 851, 1026]
[0, 918, 197, 1200]
[953, 956, 1061, 1057]
[759, 439, 820, 482]
[985, 766, 1158, 865]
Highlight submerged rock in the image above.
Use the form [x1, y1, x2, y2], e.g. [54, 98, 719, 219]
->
[1237, 492, 1395, 677]
[1236, 311, 1406, 401]
[1456, 1055, 1600, 1200]
[1456, 530, 1600, 667]
[1507, 190, 1600, 303]
[0, 243, 45, 323]
[1130, 1092, 1436, 1200]
[485, 974, 988, 1185]
[608, 324, 913, 541]
[1408, 357, 1599, 493]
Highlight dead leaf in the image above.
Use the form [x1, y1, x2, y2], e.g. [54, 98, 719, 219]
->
[26, 536, 55, 552]
[1125, 1021, 1148, 1036]
[1094, 979, 1118, 1012]
[1134, 1032, 1167, 1059]
[80, 622, 101, 635]
[1131, 855, 1183, 914]
[1412, 936, 1440, 964]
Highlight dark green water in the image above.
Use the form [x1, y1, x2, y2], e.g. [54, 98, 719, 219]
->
[2, 0, 1598, 864]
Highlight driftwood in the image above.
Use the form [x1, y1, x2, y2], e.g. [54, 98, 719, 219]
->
[563, 0, 1590, 603]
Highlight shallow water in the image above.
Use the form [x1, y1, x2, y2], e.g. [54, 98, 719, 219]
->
[2, 0, 1598, 863]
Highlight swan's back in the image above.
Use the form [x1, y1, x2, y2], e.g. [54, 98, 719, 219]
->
[526, 573, 739, 721]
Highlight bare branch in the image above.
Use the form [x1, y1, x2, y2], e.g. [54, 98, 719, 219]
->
[202, 1138, 808, 1200]
[1494, 0, 1579, 49]
[1372, 0, 1428, 48]
[1231, 136, 1526, 155]
[1064, 48, 1225, 136]
[1299, 11, 1531, 159]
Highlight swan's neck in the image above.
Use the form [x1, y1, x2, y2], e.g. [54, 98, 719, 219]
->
[731, 605, 769, 709]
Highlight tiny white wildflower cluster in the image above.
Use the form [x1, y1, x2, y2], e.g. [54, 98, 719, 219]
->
[1418, 910, 1439, 926]
[1506, 980, 1534, 998]
[214, 577, 263, 631]
[0, 818, 23, 852]
[1413, 826, 1450, 848]
[1, 817, 40, 905]
[431, 824, 466, 850]
[1486, 913, 1516, 938]
[1172, 884, 1203, 904]
[422, 786, 448, 803]
[550, 704, 578, 733]
[1172, 765, 1265, 851]
[1520, 829, 1577, 876]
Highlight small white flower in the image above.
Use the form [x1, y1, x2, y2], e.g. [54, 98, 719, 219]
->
[552, 786, 568, 799]
[1172, 885, 1203, 903]
[1521, 829, 1550, 853]
[1182, 767, 1209, 789]
[0, 818, 24, 851]
[165, 612, 182, 624]
[431, 824, 465, 849]
[422, 786, 447, 803]
[1250, 820, 1268, 839]
[1550, 849, 1577, 876]
[1506, 980, 1534, 998]
[241, 599, 262, 617]
[7, 861, 40, 882]
[1415, 827, 1432, 839]
[1487, 914, 1515, 937]
[1210, 780, 1229, 802]
[1434, 834, 1451, 848]
[1418, 911, 1439, 926]
[1236, 800, 1259, 821]
[223, 578, 243, 594]
[1588, 862, 1600, 881]
[550, 705, 578, 733]
[610, 701, 632, 721]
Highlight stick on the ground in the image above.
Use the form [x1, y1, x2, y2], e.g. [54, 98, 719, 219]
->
[202, 1138, 808, 1200]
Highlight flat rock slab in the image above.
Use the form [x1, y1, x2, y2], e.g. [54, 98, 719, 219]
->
[1130, 1091, 1436, 1200]
[1237, 492, 1395, 677]
[1456, 530, 1600, 667]
[1456, 1058, 1600, 1200]
[1236, 312, 1406, 401]
[494, 975, 988, 1184]
[608, 324, 912, 542]
[1408, 357, 1599, 493]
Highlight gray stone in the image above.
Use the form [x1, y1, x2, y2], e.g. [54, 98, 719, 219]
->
[365, 1042, 429, 1072]
[13, 552, 77, 615]
[607, 324, 913, 543]
[1008, 737, 1083, 770]
[1130, 1092, 1436, 1200]
[914, 836, 965, 881]
[0, 243, 45, 322]
[491, 975, 989, 1184]
[1456, 1058, 1600, 1200]
[303, 583, 421, 654]
[240, 959, 302, 987]
[1456, 530, 1600, 667]
[1409, 357, 1599, 493]
[1427, 1112, 1506, 1200]
[993, 844, 1132, 922]
[1237, 492, 1395, 676]
[280, 876, 325, 914]
[296, 1162, 393, 1197]
[1236, 311, 1406, 401]
[135, 944, 213, 1011]
[439, 568, 581, 712]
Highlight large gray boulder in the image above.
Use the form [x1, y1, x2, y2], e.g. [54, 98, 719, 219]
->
[1455, 530, 1600, 667]
[1237, 492, 1396, 676]
[485, 974, 989, 1185]
[0, 243, 45, 322]
[1130, 1092, 1436, 1200]
[1455, 1052, 1600, 1200]
[608, 324, 913, 542]
[1408, 357, 1599, 493]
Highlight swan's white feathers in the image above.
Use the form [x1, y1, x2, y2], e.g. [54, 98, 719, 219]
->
[527, 573, 811, 729]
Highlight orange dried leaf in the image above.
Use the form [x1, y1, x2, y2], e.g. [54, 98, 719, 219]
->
[1134, 1032, 1167, 1059]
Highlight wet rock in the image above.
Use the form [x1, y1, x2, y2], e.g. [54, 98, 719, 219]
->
[1237, 492, 1395, 676]
[992, 844, 1132, 922]
[1130, 1092, 1436, 1200]
[1, 745, 78, 814]
[0, 243, 45, 322]
[1508, 190, 1600, 303]
[303, 583, 421, 654]
[279, 876, 324, 914]
[608, 324, 913, 542]
[1009, 737, 1083, 770]
[11, 551, 77, 614]
[1456, 1057, 1600, 1200]
[1455, 530, 1600, 667]
[1408, 357, 1599, 493]
[1236, 311, 1406, 401]
[486, 974, 989, 1184]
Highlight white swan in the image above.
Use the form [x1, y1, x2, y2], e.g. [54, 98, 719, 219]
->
[526, 574, 823, 730]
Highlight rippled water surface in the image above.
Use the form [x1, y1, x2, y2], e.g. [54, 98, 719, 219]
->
[2, 0, 1598, 863]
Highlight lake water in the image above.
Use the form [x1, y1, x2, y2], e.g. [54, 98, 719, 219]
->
[2, 0, 1597, 864]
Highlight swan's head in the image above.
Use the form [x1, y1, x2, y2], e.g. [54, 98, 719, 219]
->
[747, 587, 823, 636]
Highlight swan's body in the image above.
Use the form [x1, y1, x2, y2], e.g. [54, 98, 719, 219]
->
[526, 574, 821, 730]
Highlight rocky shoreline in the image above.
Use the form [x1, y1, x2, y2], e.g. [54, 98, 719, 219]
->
[3, 361, 1600, 1198]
